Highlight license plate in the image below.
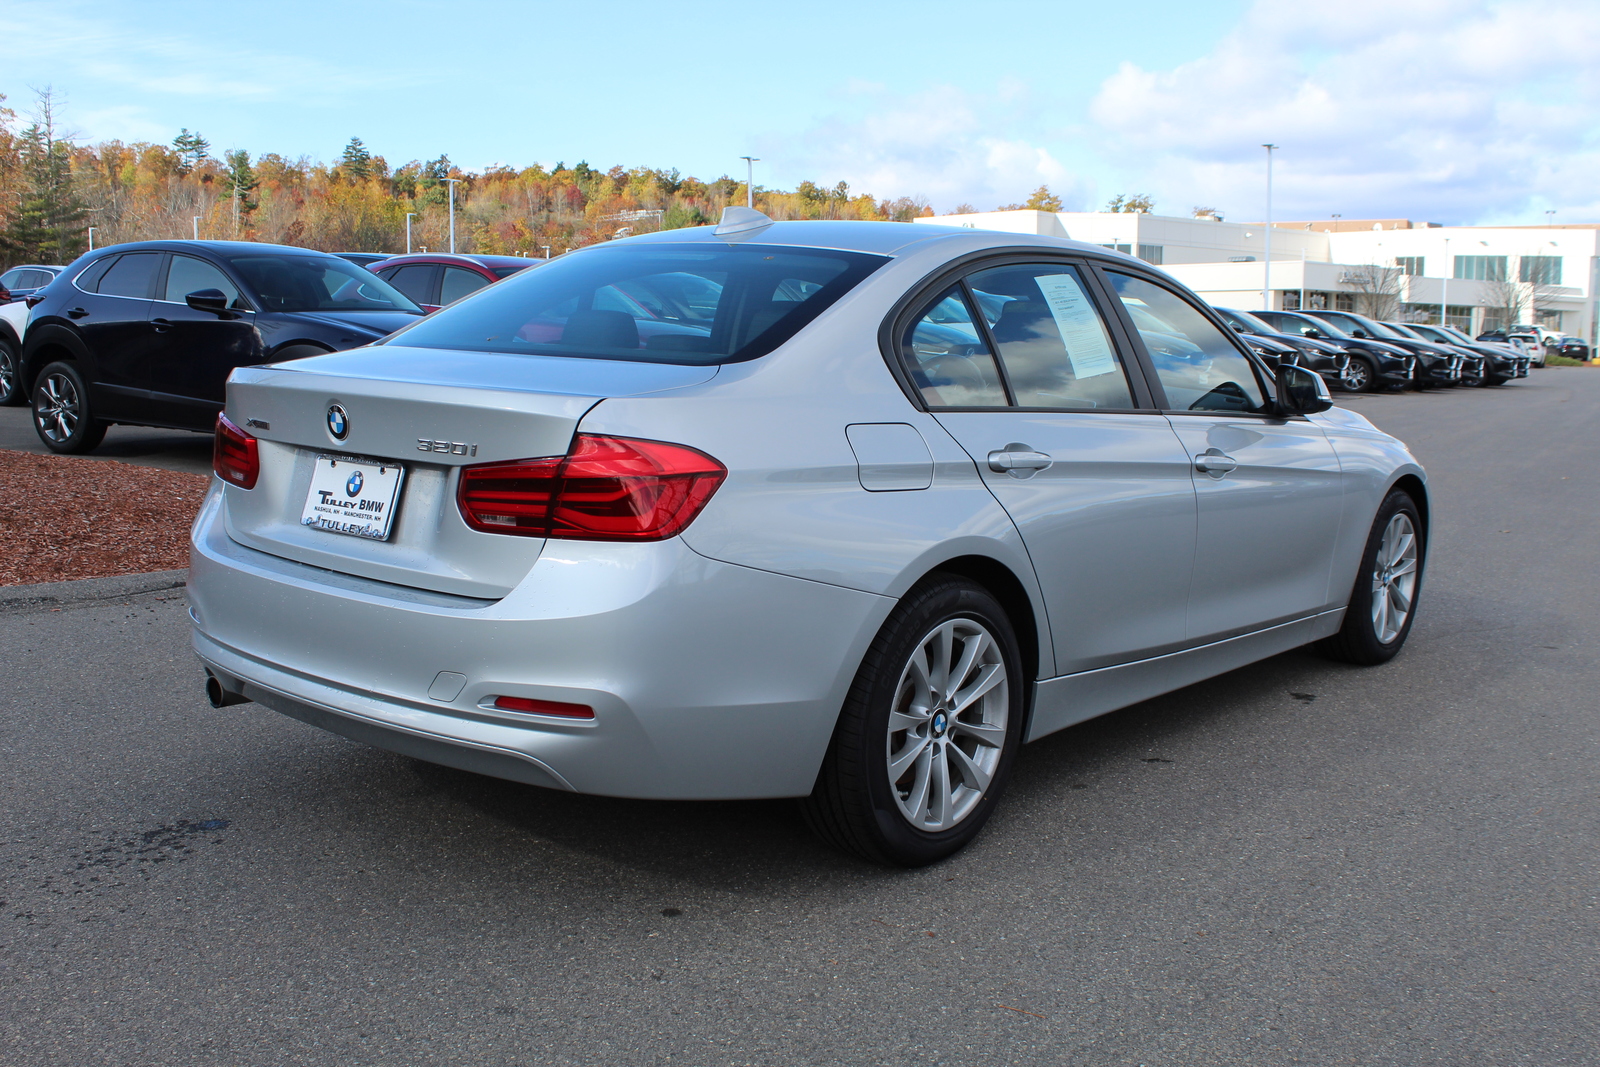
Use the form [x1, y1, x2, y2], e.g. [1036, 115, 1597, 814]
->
[300, 455, 405, 541]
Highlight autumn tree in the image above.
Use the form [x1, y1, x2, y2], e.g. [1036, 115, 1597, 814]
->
[0, 89, 88, 264]
[1024, 185, 1063, 211]
[340, 137, 372, 182]
[1105, 193, 1154, 213]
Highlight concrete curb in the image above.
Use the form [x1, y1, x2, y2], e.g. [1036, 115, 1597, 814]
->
[0, 568, 188, 612]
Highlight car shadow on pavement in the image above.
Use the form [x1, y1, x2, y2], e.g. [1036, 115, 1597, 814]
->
[340, 645, 1372, 891]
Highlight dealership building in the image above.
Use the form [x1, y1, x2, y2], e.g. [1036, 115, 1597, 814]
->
[917, 210, 1598, 342]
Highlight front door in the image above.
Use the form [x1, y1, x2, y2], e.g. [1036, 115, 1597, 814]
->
[1101, 269, 1344, 643]
[143, 253, 263, 428]
[898, 261, 1198, 676]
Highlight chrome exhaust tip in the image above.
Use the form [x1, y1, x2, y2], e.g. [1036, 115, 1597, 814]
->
[205, 671, 252, 708]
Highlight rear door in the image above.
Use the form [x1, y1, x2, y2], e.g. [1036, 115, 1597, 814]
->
[440, 265, 491, 306]
[1100, 268, 1345, 643]
[898, 259, 1198, 676]
[69, 251, 162, 418]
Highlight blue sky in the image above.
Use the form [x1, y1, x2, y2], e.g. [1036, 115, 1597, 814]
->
[6, 0, 1598, 224]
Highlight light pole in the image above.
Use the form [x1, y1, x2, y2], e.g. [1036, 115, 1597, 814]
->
[192, 216, 201, 241]
[443, 178, 462, 253]
[87, 226, 96, 251]
[541, 245, 551, 259]
[1261, 144, 1277, 311]
[1545, 209, 1556, 227]
[1440, 237, 1450, 327]
[405, 212, 415, 254]
[740, 156, 759, 209]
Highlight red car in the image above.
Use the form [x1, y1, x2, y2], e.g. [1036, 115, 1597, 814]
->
[370, 253, 536, 312]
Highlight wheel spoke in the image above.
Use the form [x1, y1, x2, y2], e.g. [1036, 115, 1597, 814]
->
[949, 662, 1004, 715]
[902, 745, 933, 821]
[1389, 556, 1417, 578]
[888, 709, 928, 733]
[946, 630, 988, 701]
[905, 647, 934, 705]
[889, 734, 931, 780]
[951, 718, 1005, 748]
[946, 743, 993, 794]
[934, 623, 955, 699]
[927, 746, 952, 827]
[1389, 583, 1411, 618]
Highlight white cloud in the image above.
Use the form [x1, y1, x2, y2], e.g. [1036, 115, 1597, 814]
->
[1086, 0, 1600, 223]
[765, 84, 1088, 213]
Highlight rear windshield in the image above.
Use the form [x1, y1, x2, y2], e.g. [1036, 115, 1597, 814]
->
[382, 243, 888, 365]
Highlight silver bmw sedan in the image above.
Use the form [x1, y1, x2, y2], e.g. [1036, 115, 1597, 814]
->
[190, 209, 1427, 866]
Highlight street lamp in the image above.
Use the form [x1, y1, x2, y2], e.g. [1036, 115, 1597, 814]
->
[740, 156, 759, 209]
[1261, 144, 1278, 311]
[405, 212, 415, 254]
[87, 226, 96, 251]
[192, 216, 201, 241]
[1545, 209, 1556, 227]
[443, 178, 462, 253]
[1440, 236, 1451, 327]
[541, 245, 551, 259]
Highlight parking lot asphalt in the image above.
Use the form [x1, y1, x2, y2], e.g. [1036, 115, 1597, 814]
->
[0, 403, 212, 475]
[3, 372, 1598, 1066]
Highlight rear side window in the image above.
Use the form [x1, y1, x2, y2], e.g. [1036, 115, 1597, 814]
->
[1106, 272, 1267, 413]
[441, 265, 490, 304]
[965, 263, 1135, 410]
[96, 253, 161, 299]
[899, 285, 1008, 408]
[387, 243, 887, 365]
[164, 254, 244, 307]
[0, 269, 23, 289]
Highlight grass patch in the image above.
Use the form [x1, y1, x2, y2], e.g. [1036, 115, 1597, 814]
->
[1545, 355, 1591, 367]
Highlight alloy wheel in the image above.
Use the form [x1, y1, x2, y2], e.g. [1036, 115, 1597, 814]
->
[1342, 359, 1370, 391]
[35, 371, 81, 444]
[885, 618, 1009, 831]
[0, 347, 16, 401]
[1371, 513, 1419, 644]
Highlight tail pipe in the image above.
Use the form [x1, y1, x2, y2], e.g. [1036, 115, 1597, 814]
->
[205, 670, 252, 708]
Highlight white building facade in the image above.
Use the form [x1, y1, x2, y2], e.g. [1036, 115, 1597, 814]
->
[917, 211, 1598, 342]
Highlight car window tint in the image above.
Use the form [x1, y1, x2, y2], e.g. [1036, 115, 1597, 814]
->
[966, 264, 1134, 410]
[164, 255, 243, 306]
[491, 265, 531, 279]
[899, 285, 1008, 408]
[230, 255, 418, 313]
[74, 257, 115, 293]
[0, 270, 22, 289]
[97, 253, 161, 299]
[441, 266, 490, 304]
[383, 265, 434, 304]
[389, 244, 885, 366]
[1106, 272, 1268, 413]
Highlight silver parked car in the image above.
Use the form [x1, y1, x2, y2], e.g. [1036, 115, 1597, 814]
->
[189, 210, 1428, 865]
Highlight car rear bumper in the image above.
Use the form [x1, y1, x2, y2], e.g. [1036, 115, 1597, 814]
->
[189, 483, 892, 800]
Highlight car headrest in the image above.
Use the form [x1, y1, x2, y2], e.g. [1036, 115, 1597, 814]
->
[560, 309, 639, 349]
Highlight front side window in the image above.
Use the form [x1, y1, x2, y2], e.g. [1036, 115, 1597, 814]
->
[1106, 271, 1268, 413]
[899, 285, 1008, 408]
[228, 254, 420, 313]
[96, 253, 162, 299]
[387, 243, 886, 365]
[965, 263, 1135, 409]
[164, 254, 244, 307]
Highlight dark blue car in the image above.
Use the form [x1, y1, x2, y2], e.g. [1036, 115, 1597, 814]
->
[20, 241, 424, 453]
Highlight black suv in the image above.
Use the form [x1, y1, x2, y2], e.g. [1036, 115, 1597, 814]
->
[21, 241, 424, 453]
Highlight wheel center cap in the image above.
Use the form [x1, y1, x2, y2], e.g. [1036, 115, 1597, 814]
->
[930, 711, 949, 738]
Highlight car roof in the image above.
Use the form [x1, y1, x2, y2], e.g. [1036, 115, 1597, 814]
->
[377, 253, 535, 268]
[4, 264, 64, 271]
[614, 219, 1115, 259]
[84, 240, 347, 258]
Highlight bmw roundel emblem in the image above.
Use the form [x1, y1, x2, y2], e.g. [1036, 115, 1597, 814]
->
[326, 404, 348, 440]
[346, 470, 363, 497]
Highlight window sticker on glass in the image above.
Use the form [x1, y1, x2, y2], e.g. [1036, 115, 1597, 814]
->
[1034, 274, 1118, 379]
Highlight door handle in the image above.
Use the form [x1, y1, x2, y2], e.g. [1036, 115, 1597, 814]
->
[1193, 449, 1237, 476]
[151, 318, 172, 333]
[67, 307, 89, 319]
[988, 446, 1053, 477]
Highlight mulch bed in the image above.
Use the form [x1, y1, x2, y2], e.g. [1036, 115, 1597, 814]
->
[0, 449, 210, 586]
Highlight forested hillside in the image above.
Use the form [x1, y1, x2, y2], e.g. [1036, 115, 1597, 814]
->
[0, 91, 940, 268]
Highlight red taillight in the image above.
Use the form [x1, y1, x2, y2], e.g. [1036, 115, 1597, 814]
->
[492, 695, 594, 719]
[213, 412, 259, 490]
[457, 434, 725, 542]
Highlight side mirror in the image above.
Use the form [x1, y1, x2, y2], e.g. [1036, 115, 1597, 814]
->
[1301, 327, 1322, 338]
[186, 288, 232, 315]
[1275, 363, 1332, 416]
[1229, 322, 1246, 333]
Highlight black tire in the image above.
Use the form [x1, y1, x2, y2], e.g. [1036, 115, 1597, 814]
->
[1318, 489, 1424, 666]
[801, 576, 1026, 866]
[0, 336, 21, 405]
[1340, 356, 1375, 393]
[31, 361, 108, 454]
